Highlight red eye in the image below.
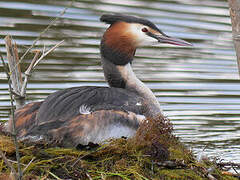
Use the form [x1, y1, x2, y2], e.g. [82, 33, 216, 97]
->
[142, 27, 148, 32]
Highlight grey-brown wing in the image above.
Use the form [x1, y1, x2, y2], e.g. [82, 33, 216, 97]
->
[36, 86, 145, 124]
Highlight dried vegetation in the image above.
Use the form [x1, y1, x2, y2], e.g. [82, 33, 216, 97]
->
[0, 115, 238, 180]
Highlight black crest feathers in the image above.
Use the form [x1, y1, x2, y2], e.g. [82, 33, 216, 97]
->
[100, 14, 163, 34]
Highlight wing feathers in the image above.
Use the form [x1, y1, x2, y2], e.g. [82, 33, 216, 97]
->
[37, 86, 144, 124]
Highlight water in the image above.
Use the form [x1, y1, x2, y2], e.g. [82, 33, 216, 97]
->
[0, 0, 239, 163]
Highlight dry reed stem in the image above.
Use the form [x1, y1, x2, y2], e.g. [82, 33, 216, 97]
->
[4, 36, 24, 109]
[33, 40, 64, 68]
[0, 52, 22, 180]
[22, 157, 35, 174]
[0, 2, 72, 180]
[20, 50, 41, 97]
[0, 150, 18, 180]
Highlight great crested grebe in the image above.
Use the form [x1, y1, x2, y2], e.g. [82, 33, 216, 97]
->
[10, 14, 192, 147]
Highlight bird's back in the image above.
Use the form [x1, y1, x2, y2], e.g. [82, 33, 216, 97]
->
[13, 86, 146, 147]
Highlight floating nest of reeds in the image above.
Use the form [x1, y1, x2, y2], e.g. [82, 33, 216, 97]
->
[0, 115, 238, 180]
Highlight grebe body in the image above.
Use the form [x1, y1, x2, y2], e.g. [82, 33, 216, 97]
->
[10, 14, 192, 147]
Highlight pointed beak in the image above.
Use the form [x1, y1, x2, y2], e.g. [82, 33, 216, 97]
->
[156, 35, 193, 46]
[147, 32, 193, 46]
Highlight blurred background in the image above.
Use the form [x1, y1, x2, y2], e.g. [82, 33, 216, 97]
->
[0, 0, 239, 162]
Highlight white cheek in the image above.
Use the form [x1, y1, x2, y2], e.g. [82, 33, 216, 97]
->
[137, 34, 158, 46]
[129, 24, 158, 47]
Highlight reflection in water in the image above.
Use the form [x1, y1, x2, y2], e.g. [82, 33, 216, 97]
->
[0, 0, 239, 162]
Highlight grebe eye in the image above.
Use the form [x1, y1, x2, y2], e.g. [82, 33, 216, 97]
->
[142, 27, 148, 32]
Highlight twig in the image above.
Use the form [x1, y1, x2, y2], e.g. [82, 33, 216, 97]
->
[0, 2, 71, 180]
[2, 40, 23, 179]
[20, 50, 41, 97]
[0, 150, 18, 180]
[17, 1, 73, 68]
[217, 162, 240, 169]
[217, 161, 240, 177]
[72, 145, 99, 167]
[0, 54, 10, 79]
[5, 159, 27, 167]
[72, 152, 88, 167]
[86, 172, 93, 180]
[155, 160, 186, 168]
[33, 40, 64, 68]
[22, 157, 35, 173]
[201, 166, 216, 180]
[5, 36, 24, 109]
[0, 54, 20, 180]
[1, 42, 24, 101]
[9, 76, 23, 180]
[207, 173, 217, 180]
[2, 36, 64, 180]
[232, 165, 239, 176]
[48, 171, 61, 180]
[18, 40, 64, 98]
[101, 173, 104, 180]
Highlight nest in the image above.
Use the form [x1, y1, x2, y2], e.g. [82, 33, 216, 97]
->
[0, 115, 236, 179]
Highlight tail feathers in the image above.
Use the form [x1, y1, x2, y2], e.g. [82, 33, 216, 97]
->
[8, 101, 43, 137]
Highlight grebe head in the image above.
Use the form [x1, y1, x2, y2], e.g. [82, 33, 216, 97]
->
[100, 14, 192, 65]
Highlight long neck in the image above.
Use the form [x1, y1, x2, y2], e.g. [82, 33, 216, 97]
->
[101, 57, 163, 118]
[100, 24, 163, 118]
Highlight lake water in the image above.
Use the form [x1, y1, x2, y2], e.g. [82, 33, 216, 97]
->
[0, 0, 240, 163]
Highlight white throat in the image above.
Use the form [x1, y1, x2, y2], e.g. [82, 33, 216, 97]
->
[116, 63, 163, 117]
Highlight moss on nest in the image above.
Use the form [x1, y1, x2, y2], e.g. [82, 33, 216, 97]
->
[0, 135, 15, 154]
[0, 115, 238, 179]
